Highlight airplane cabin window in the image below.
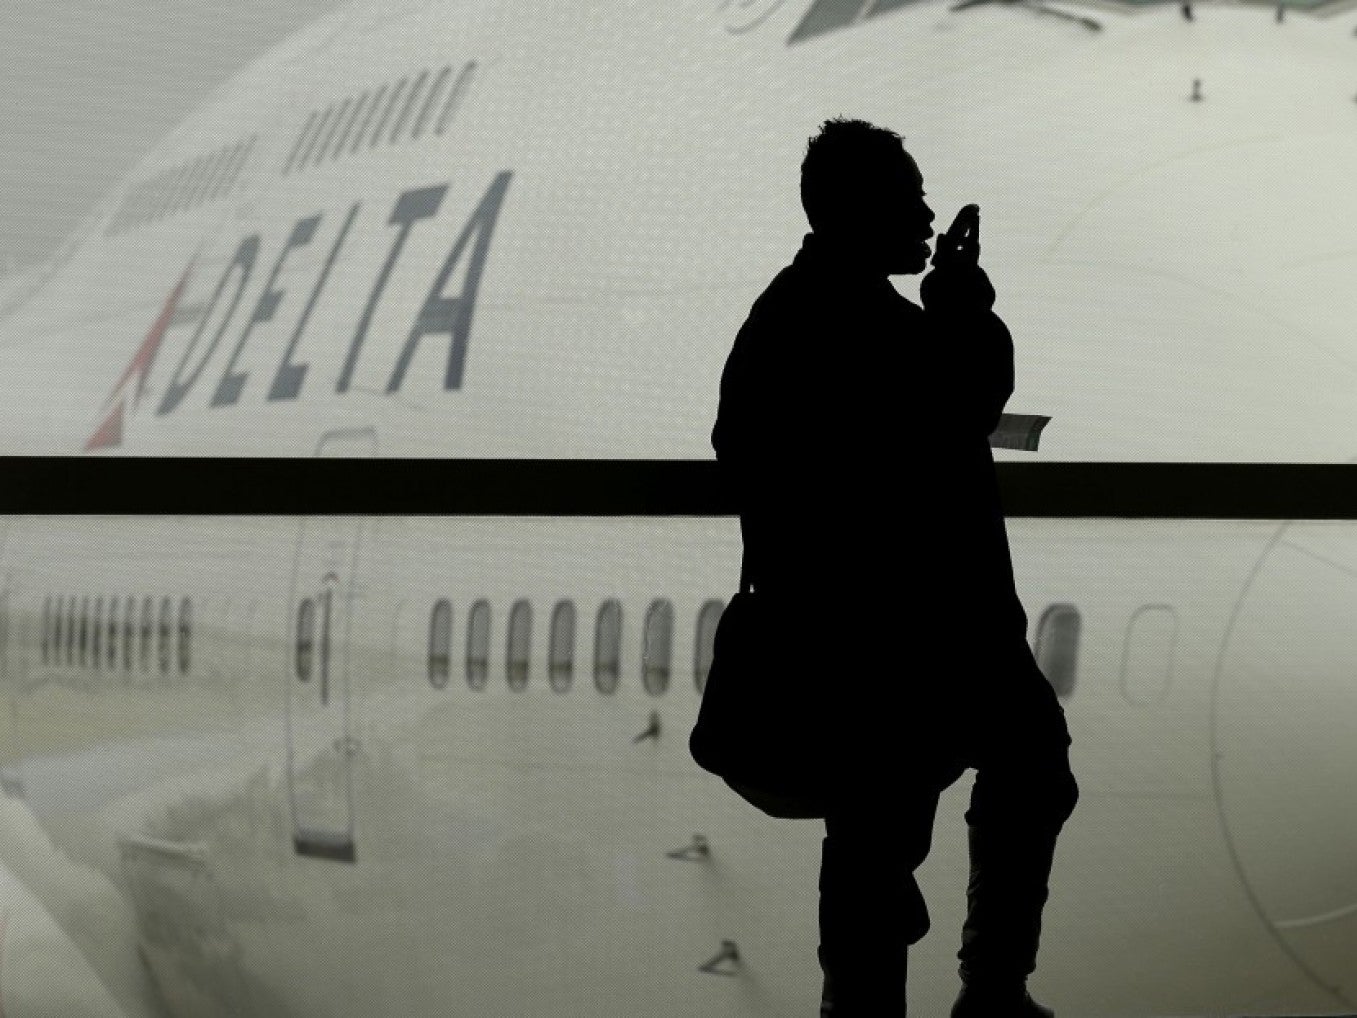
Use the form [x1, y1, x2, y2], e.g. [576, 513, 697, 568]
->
[296, 598, 314, 683]
[411, 65, 451, 139]
[155, 169, 177, 222]
[41, 596, 50, 665]
[642, 599, 673, 697]
[694, 600, 724, 693]
[167, 162, 195, 217]
[148, 166, 178, 223]
[594, 599, 622, 695]
[466, 598, 490, 691]
[53, 596, 64, 666]
[193, 151, 224, 207]
[79, 595, 89, 669]
[332, 93, 369, 159]
[163, 161, 193, 216]
[203, 146, 233, 200]
[107, 596, 119, 670]
[158, 596, 172, 675]
[178, 597, 192, 676]
[65, 596, 75, 666]
[429, 598, 452, 690]
[369, 78, 408, 149]
[296, 105, 334, 169]
[123, 595, 135, 672]
[388, 69, 428, 144]
[140, 595, 153, 672]
[549, 600, 575, 693]
[352, 83, 387, 154]
[198, 146, 229, 202]
[212, 139, 248, 201]
[314, 97, 352, 166]
[506, 599, 531, 691]
[130, 180, 153, 227]
[434, 61, 476, 136]
[151, 171, 173, 221]
[92, 597, 103, 669]
[283, 111, 319, 174]
[1034, 604, 1081, 700]
[173, 156, 205, 214]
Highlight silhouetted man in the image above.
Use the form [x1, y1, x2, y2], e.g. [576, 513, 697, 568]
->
[711, 118, 1078, 1017]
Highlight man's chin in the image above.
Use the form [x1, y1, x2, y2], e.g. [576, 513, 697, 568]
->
[888, 255, 930, 276]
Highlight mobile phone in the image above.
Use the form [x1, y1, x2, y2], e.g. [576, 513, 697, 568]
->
[930, 203, 980, 268]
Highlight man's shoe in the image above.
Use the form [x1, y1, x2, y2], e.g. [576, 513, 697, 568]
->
[951, 983, 1054, 1018]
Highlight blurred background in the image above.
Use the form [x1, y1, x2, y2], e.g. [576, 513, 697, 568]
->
[0, 0, 342, 273]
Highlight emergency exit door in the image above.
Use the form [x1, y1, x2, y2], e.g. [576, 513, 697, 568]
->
[285, 427, 375, 862]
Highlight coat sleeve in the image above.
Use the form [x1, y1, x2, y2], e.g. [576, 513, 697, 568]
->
[925, 307, 1014, 439]
[976, 310, 1015, 437]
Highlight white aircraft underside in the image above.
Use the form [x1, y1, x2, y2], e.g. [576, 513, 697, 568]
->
[0, 0, 1356, 1015]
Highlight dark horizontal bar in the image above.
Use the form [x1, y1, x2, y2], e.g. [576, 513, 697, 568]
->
[2, 458, 1357, 518]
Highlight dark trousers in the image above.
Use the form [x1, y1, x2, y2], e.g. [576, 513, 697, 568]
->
[817, 649, 1079, 1016]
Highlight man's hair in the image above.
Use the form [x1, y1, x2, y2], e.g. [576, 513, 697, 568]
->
[800, 117, 909, 233]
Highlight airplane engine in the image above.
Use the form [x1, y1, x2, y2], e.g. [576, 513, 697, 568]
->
[0, 831, 144, 1018]
[1214, 517, 1357, 1006]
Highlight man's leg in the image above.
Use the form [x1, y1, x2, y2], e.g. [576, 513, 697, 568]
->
[955, 657, 1078, 1002]
[819, 758, 966, 1017]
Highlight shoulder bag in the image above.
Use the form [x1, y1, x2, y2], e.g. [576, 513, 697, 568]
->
[688, 557, 828, 819]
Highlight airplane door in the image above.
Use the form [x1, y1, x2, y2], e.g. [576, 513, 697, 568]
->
[285, 427, 376, 862]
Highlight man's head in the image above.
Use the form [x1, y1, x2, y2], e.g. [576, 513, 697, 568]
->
[800, 117, 936, 276]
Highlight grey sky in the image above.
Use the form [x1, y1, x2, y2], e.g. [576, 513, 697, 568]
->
[0, 0, 344, 272]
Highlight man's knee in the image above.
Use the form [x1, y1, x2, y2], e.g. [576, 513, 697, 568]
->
[819, 835, 933, 944]
[967, 755, 1078, 830]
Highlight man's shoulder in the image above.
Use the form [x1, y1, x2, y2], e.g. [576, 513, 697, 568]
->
[739, 257, 928, 341]
[748, 262, 803, 315]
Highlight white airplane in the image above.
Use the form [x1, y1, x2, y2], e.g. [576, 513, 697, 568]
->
[1, 0, 1356, 1014]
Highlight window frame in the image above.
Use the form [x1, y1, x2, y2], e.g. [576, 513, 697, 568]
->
[466, 598, 490, 691]
[1034, 603, 1081, 700]
[549, 599, 575, 693]
[506, 598, 532, 691]
[694, 599, 725, 693]
[594, 599, 622, 695]
[428, 597, 452, 690]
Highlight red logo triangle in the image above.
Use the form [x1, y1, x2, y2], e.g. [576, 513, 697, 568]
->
[85, 262, 193, 451]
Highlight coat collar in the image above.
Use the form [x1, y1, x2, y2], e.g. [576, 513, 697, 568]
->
[790, 232, 898, 295]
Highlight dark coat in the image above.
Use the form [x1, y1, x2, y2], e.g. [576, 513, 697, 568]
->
[712, 232, 1029, 681]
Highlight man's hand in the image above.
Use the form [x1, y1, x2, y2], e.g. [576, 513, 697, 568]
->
[921, 260, 996, 314]
[921, 203, 996, 314]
